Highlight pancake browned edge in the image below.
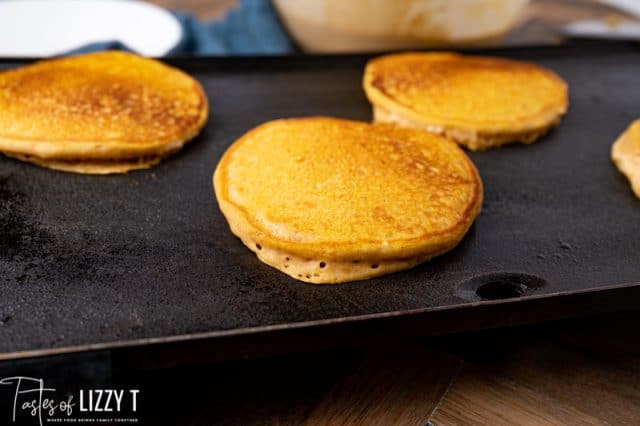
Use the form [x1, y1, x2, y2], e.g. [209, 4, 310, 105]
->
[214, 117, 483, 284]
[3, 152, 166, 175]
[0, 51, 208, 174]
[363, 52, 569, 151]
[612, 120, 640, 198]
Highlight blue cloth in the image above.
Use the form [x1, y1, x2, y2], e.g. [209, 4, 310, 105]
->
[68, 0, 294, 56]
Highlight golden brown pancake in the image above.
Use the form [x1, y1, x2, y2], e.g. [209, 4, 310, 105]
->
[612, 120, 640, 198]
[3, 152, 165, 174]
[0, 51, 208, 174]
[363, 52, 569, 151]
[213, 117, 483, 284]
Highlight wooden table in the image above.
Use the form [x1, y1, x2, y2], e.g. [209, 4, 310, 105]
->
[136, 309, 640, 425]
[138, 1, 639, 424]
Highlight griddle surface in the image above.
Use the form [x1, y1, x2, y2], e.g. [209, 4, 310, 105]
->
[1, 42, 639, 358]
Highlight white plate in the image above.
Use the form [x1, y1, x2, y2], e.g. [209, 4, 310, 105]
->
[0, 0, 182, 57]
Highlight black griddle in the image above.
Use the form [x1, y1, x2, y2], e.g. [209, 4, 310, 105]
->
[1, 41, 639, 362]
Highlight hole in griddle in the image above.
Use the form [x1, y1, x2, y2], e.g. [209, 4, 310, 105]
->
[456, 272, 547, 301]
[476, 281, 524, 300]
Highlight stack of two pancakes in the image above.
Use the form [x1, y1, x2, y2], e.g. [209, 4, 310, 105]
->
[215, 53, 570, 284]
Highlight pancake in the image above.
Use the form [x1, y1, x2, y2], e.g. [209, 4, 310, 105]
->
[213, 117, 483, 284]
[4, 152, 165, 174]
[363, 52, 568, 151]
[612, 120, 640, 198]
[0, 51, 208, 174]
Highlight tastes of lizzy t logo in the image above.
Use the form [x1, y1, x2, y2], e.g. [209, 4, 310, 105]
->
[0, 376, 140, 425]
